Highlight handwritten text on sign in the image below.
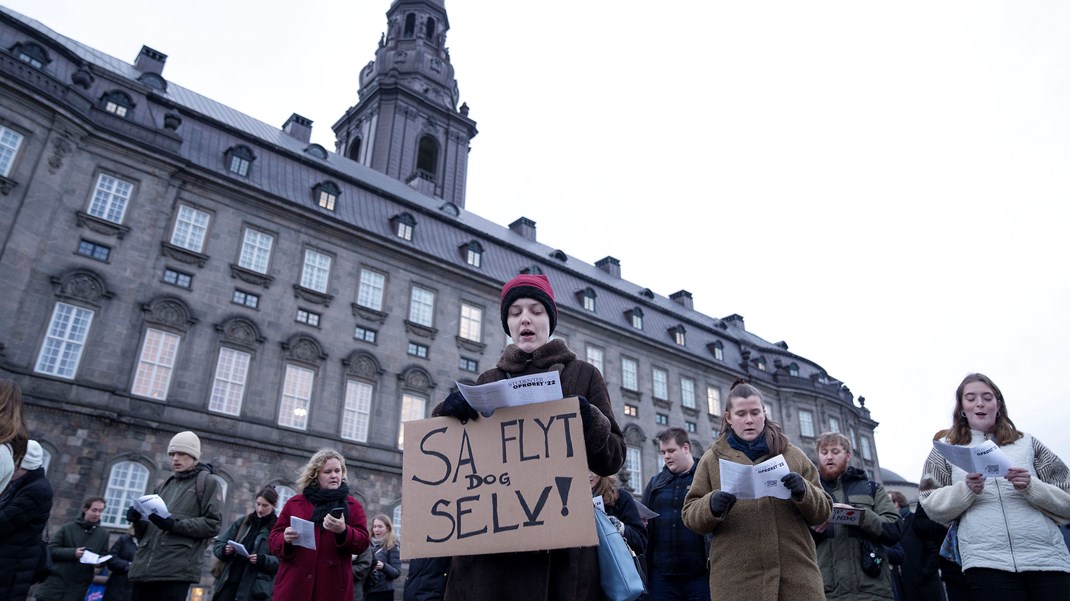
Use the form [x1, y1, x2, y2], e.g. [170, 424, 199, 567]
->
[400, 397, 596, 559]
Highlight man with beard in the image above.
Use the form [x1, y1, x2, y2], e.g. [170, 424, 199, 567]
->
[810, 432, 902, 601]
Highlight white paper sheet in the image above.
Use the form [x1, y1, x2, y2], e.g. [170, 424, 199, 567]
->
[226, 540, 250, 557]
[592, 495, 605, 513]
[718, 454, 792, 500]
[132, 494, 171, 519]
[933, 440, 1013, 477]
[79, 550, 112, 565]
[290, 516, 317, 550]
[455, 374, 564, 417]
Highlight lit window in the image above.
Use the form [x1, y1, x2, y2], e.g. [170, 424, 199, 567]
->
[672, 325, 686, 346]
[238, 228, 273, 274]
[35, 302, 94, 379]
[463, 241, 483, 268]
[653, 368, 668, 400]
[655, 413, 668, 426]
[393, 213, 416, 241]
[131, 328, 181, 400]
[101, 91, 133, 118]
[300, 249, 332, 293]
[163, 268, 192, 289]
[631, 311, 643, 330]
[799, 410, 815, 438]
[788, 363, 800, 377]
[407, 342, 428, 358]
[626, 446, 643, 494]
[757, 357, 767, 371]
[398, 393, 427, 449]
[208, 348, 251, 416]
[225, 145, 255, 176]
[707, 386, 721, 415]
[459, 303, 482, 341]
[686, 421, 697, 433]
[279, 364, 315, 429]
[87, 173, 134, 224]
[712, 341, 724, 361]
[585, 345, 604, 373]
[408, 286, 435, 327]
[459, 357, 478, 372]
[296, 309, 321, 327]
[314, 181, 341, 211]
[621, 357, 638, 391]
[624, 404, 638, 417]
[77, 240, 110, 262]
[101, 461, 149, 527]
[276, 486, 297, 509]
[0, 125, 25, 177]
[354, 326, 377, 343]
[681, 377, 696, 409]
[14, 42, 49, 69]
[829, 417, 841, 433]
[861, 436, 873, 461]
[357, 269, 386, 311]
[232, 289, 259, 309]
[579, 288, 596, 312]
[341, 380, 373, 442]
[170, 205, 211, 253]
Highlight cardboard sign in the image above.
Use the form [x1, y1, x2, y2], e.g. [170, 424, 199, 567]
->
[400, 397, 596, 559]
[828, 505, 864, 526]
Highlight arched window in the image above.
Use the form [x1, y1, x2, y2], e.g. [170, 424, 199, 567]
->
[102, 461, 150, 527]
[424, 17, 437, 40]
[392, 504, 403, 538]
[403, 13, 416, 37]
[101, 91, 134, 118]
[416, 135, 439, 181]
[12, 42, 50, 69]
[275, 484, 297, 509]
[225, 145, 256, 177]
[348, 137, 362, 162]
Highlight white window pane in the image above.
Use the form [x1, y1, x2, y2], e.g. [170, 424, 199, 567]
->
[209, 348, 250, 415]
[131, 329, 181, 400]
[87, 174, 133, 224]
[707, 386, 721, 415]
[170, 205, 210, 252]
[626, 446, 643, 494]
[800, 410, 815, 437]
[357, 269, 385, 310]
[341, 380, 373, 442]
[586, 346, 604, 373]
[102, 462, 149, 527]
[301, 250, 331, 293]
[622, 358, 638, 391]
[279, 365, 314, 429]
[681, 378, 696, 409]
[459, 303, 482, 341]
[653, 368, 668, 399]
[398, 393, 427, 449]
[35, 303, 94, 378]
[238, 229, 273, 273]
[0, 126, 24, 177]
[408, 287, 435, 327]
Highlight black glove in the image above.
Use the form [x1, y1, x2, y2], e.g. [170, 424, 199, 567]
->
[577, 396, 593, 431]
[439, 391, 478, 423]
[148, 513, 175, 532]
[709, 491, 737, 517]
[781, 472, 807, 500]
[126, 506, 141, 524]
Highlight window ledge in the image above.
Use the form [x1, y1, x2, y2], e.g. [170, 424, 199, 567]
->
[161, 242, 208, 267]
[405, 320, 438, 340]
[230, 264, 274, 289]
[653, 397, 673, 410]
[351, 304, 388, 323]
[621, 388, 643, 402]
[293, 285, 333, 307]
[76, 211, 131, 239]
[455, 336, 486, 355]
[0, 175, 17, 195]
[681, 406, 699, 417]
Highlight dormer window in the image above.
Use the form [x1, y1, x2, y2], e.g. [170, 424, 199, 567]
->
[709, 340, 724, 361]
[788, 363, 800, 377]
[550, 250, 567, 262]
[12, 42, 50, 69]
[461, 241, 483, 268]
[392, 212, 415, 241]
[756, 357, 767, 371]
[138, 72, 167, 91]
[313, 181, 341, 211]
[670, 325, 686, 346]
[519, 265, 543, 275]
[577, 287, 596, 312]
[625, 307, 643, 330]
[101, 91, 133, 118]
[639, 288, 655, 299]
[305, 144, 328, 160]
[225, 145, 255, 177]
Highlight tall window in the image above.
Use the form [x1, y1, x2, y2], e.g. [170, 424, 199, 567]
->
[627, 308, 643, 330]
[279, 365, 315, 429]
[799, 410, 815, 438]
[238, 229, 273, 274]
[416, 135, 439, 180]
[681, 377, 696, 409]
[712, 341, 724, 361]
[398, 393, 427, 449]
[652, 368, 668, 400]
[626, 446, 643, 494]
[673, 326, 686, 347]
[341, 380, 373, 442]
[208, 348, 251, 415]
[707, 386, 721, 415]
[829, 417, 841, 433]
[861, 436, 873, 461]
[300, 249, 331, 293]
[393, 505, 404, 538]
[102, 462, 149, 527]
[35, 303, 94, 379]
[357, 269, 386, 310]
[0, 125, 24, 177]
[459, 303, 482, 341]
[621, 357, 638, 391]
[131, 329, 181, 400]
[585, 345, 604, 373]
[582, 289, 596, 312]
[276, 485, 297, 509]
[408, 286, 435, 327]
[170, 205, 210, 253]
[87, 174, 134, 224]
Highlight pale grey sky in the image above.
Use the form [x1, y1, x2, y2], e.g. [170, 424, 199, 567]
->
[7, 0, 1070, 483]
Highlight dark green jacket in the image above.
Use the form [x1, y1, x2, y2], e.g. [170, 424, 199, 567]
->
[34, 517, 110, 601]
[212, 512, 279, 601]
[129, 464, 223, 583]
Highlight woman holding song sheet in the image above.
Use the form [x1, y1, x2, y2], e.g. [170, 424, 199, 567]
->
[918, 373, 1070, 600]
[682, 380, 831, 601]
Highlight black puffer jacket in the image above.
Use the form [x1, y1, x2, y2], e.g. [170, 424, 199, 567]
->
[0, 468, 54, 601]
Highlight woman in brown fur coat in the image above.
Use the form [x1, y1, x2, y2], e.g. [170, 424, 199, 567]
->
[433, 273, 626, 601]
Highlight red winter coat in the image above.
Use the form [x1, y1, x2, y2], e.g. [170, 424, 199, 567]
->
[268, 494, 370, 601]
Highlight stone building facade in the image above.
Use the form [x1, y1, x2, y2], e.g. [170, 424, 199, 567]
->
[0, 0, 883, 541]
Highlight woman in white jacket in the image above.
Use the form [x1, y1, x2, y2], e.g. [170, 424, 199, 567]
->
[919, 373, 1070, 601]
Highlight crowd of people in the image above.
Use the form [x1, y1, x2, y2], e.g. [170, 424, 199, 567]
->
[3, 274, 1070, 601]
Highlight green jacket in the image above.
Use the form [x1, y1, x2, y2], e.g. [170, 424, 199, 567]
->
[129, 464, 223, 583]
[34, 517, 111, 601]
[212, 512, 279, 601]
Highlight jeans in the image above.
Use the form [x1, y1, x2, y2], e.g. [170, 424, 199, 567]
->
[647, 567, 710, 601]
[964, 567, 1070, 601]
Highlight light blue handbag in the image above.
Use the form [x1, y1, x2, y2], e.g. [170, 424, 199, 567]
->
[595, 508, 645, 601]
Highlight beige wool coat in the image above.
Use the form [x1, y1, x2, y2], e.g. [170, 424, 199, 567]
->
[682, 437, 831, 601]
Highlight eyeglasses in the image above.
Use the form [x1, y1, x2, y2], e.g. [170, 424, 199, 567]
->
[963, 393, 996, 402]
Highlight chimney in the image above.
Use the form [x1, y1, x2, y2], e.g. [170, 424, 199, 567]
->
[509, 217, 537, 242]
[670, 290, 693, 310]
[135, 45, 167, 75]
[595, 256, 620, 278]
[283, 113, 313, 144]
[723, 313, 745, 329]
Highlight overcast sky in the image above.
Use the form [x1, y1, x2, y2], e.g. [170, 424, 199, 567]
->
[8, 0, 1070, 483]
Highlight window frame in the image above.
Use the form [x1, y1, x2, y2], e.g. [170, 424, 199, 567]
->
[357, 268, 387, 311]
[86, 173, 135, 225]
[458, 302, 483, 342]
[0, 124, 25, 178]
[398, 392, 428, 449]
[341, 379, 374, 443]
[208, 347, 252, 416]
[34, 302, 94, 379]
[130, 328, 182, 401]
[681, 377, 696, 409]
[408, 285, 436, 327]
[621, 357, 639, 391]
[300, 248, 332, 293]
[278, 363, 315, 430]
[652, 367, 668, 400]
[238, 227, 274, 274]
[101, 461, 150, 527]
[799, 409, 816, 438]
[169, 204, 211, 253]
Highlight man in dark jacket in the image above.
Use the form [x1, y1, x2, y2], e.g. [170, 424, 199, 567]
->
[127, 431, 222, 601]
[642, 428, 709, 601]
[34, 496, 111, 601]
[403, 556, 450, 601]
[887, 491, 946, 601]
[0, 440, 54, 601]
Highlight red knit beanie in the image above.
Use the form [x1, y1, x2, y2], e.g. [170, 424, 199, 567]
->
[500, 274, 557, 336]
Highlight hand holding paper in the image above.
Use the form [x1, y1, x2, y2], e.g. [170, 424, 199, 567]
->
[226, 540, 250, 557]
[718, 455, 792, 500]
[289, 516, 317, 550]
[933, 440, 1013, 478]
[132, 494, 172, 519]
[454, 374, 563, 418]
[79, 550, 112, 565]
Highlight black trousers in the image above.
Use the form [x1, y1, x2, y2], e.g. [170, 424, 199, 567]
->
[131, 581, 192, 601]
[964, 567, 1070, 601]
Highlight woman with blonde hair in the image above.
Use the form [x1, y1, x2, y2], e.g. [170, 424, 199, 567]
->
[363, 514, 401, 601]
[0, 378, 30, 491]
[269, 449, 370, 601]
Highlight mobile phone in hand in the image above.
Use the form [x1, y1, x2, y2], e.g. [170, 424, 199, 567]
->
[329, 507, 345, 519]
